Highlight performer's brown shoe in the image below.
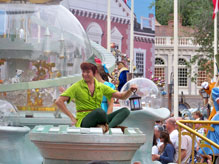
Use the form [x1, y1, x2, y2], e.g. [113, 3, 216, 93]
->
[114, 126, 127, 133]
[97, 124, 109, 133]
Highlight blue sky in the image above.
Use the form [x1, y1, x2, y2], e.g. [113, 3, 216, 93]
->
[127, 0, 155, 23]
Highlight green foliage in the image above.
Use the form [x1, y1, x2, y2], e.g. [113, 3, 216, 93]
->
[185, 0, 215, 82]
[155, 0, 213, 26]
[156, 0, 218, 82]
[155, 0, 173, 25]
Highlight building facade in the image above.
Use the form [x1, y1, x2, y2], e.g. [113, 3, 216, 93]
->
[155, 19, 204, 109]
[61, 0, 155, 78]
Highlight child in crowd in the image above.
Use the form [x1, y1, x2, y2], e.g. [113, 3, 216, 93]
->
[153, 131, 175, 164]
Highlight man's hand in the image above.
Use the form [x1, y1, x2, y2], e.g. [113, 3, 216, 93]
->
[129, 84, 138, 92]
[71, 118, 77, 126]
[59, 86, 66, 93]
[152, 154, 160, 160]
[111, 84, 138, 100]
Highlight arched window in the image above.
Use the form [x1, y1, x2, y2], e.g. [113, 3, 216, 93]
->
[197, 70, 207, 86]
[178, 58, 187, 87]
[197, 59, 208, 86]
[155, 58, 165, 65]
[86, 22, 103, 44]
[154, 57, 165, 81]
[111, 27, 123, 51]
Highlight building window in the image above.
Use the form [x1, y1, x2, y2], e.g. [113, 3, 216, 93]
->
[86, 22, 103, 44]
[197, 70, 207, 86]
[111, 27, 123, 51]
[134, 48, 146, 77]
[136, 52, 144, 75]
[178, 58, 187, 87]
[197, 59, 208, 86]
[155, 58, 165, 65]
[154, 58, 165, 81]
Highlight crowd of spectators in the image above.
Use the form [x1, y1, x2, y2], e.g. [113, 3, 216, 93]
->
[151, 116, 208, 164]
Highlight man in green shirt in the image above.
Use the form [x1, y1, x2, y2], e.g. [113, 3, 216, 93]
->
[55, 62, 137, 132]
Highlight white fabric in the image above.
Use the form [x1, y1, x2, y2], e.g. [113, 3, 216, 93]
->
[169, 129, 179, 162]
[216, 97, 219, 102]
[201, 82, 209, 89]
[156, 138, 163, 148]
[181, 131, 192, 164]
[152, 145, 159, 155]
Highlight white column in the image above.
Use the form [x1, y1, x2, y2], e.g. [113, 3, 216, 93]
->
[168, 53, 173, 84]
[191, 63, 196, 95]
[174, 0, 179, 117]
[107, 0, 111, 52]
[214, 14, 218, 80]
[37, 12, 41, 43]
[129, 0, 134, 73]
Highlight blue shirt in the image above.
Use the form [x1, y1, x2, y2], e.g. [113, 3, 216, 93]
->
[118, 70, 129, 91]
[159, 143, 175, 164]
[101, 81, 115, 113]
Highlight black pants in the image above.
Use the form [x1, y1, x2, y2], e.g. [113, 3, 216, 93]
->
[81, 108, 130, 128]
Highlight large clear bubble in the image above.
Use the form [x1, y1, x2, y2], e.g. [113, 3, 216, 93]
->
[119, 78, 162, 109]
[0, 4, 92, 112]
[0, 100, 18, 126]
[0, 4, 92, 81]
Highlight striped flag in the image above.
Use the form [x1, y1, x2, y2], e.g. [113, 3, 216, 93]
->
[213, 0, 219, 19]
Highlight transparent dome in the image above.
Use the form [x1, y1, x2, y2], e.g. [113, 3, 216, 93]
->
[0, 4, 92, 80]
[0, 99, 18, 126]
[119, 78, 162, 109]
[0, 3, 92, 111]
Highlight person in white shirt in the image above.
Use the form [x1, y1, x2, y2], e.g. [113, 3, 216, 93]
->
[165, 117, 179, 162]
[176, 117, 193, 164]
[180, 130, 192, 164]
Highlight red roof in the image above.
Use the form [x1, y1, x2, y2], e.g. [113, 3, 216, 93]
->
[155, 19, 194, 37]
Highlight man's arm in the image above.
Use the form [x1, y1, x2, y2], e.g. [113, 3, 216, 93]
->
[181, 149, 187, 162]
[55, 96, 77, 125]
[107, 98, 114, 114]
[112, 85, 137, 100]
[176, 149, 186, 163]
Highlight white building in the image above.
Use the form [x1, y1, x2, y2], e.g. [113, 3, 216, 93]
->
[155, 19, 204, 110]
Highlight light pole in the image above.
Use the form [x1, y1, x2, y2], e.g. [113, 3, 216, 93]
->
[107, 0, 111, 52]
[200, 89, 210, 117]
[168, 72, 174, 112]
[174, 0, 179, 117]
[129, 0, 134, 74]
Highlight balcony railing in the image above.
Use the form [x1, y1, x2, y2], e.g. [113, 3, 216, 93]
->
[177, 120, 219, 164]
[155, 37, 199, 47]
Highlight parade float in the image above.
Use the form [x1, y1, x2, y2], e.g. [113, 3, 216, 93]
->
[0, 1, 170, 164]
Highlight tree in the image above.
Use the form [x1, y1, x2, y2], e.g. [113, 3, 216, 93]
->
[155, 0, 212, 26]
[155, 0, 217, 82]
[184, 0, 215, 82]
[154, 0, 173, 25]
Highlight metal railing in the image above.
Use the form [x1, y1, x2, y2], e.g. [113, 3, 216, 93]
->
[155, 37, 200, 47]
[176, 120, 219, 164]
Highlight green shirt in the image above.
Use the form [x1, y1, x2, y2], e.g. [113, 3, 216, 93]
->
[61, 78, 117, 127]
